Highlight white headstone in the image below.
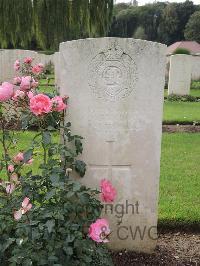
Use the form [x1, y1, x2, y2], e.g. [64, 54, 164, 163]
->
[59, 38, 166, 252]
[168, 54, 192, 95]
[0, 50, 5, 83]
[54, 52, 60, 90]
[191, 55, 200, 81]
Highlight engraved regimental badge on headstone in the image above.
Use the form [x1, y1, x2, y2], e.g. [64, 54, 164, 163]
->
[88, 44, 138, 101]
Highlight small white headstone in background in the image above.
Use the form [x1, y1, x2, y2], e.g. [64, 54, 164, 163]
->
[191, 55, 200, 81]
[168, 54, 192, 95]
[54, 52, 60, 91]
[59, 38, 166, 252]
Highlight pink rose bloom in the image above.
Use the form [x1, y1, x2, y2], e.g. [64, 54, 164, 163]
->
[24, 57, 33, 64]
[14, 60, 20, 71]
[32, 64, 44, 75]
[20, 76, 32, 91]
[6, 183, 15, 194]
[89, 218, 110, 243]
[14, 197, 32, 221]
[13, 152, 24, 164]
[38, 63, 44, 69]
[26, 158, 34, 165]
[31, 78, 39, 89]
[52, 96, 67, 112]
[30, 94, 52, 116]
[14, 210, 22, 221]
[8, 165, 14, 173]
[0, 82, 14, 102]
[100, 179, 117, 203]
[12, 90, 25, 101]
[27, 91, 34, 99]
[21, 197, 32, 213]
[13, 77, 22, 85]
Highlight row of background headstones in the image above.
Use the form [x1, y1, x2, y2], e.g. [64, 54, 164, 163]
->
[1, 49, 199, 97]
[0, 49, 55, 83]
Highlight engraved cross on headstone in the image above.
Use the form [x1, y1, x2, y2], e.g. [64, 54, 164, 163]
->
[89, 141, 132, 178]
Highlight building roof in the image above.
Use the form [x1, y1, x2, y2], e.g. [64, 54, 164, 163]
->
[167, 41, 200, 55]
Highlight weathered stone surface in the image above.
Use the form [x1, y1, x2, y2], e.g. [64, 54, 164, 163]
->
[191, 55, 200, 81]
[54, 52, 60, 91]
[59, 38, 166, 252]
[168, 54, 192, 95]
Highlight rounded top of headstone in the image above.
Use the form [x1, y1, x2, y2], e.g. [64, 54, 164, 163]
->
[59, 37, 166, 51]
[59, 37, 166, 103]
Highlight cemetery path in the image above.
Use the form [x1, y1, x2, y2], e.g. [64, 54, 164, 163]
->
[112, 232, 200, 266]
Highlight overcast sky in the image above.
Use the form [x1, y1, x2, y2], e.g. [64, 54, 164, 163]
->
[115, 0, 200, 5]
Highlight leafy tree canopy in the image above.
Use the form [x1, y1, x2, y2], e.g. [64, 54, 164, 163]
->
[184, 10, 200, 43]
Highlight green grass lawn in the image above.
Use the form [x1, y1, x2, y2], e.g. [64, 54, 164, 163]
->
[38, 75, 57, 94]
[163, 101, 200, 124]
[39, 76, 55, 86]
[190, 89, 200, 97]
[159, 133, 200, 228]
[0, 131, 43, 178]
[0, 131, 199, 228]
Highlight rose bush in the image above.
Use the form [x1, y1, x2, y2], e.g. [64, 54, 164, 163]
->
[0, 57, 115, 265]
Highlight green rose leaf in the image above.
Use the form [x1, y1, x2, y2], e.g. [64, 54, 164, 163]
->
[74, 160, 86, 177]
[45, 220, 55, 234]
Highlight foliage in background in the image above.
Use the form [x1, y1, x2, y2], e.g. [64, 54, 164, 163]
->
[166, 94, 198, 102]
[110, 8, 138, 38]
[157, 1, 195, 45]
[173, 48, 191, 55]
[191, 81, 200, 90]
[184, 11, 200, 43]
[133, 26, 147, 40]
[0, 0, 114, 50]
[109, 1, 198, 45]
[0, 0, 33, 48]
[0, 1, 199, 50]
[89, 0, 113, 38]
[33, 0, 70, 50]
